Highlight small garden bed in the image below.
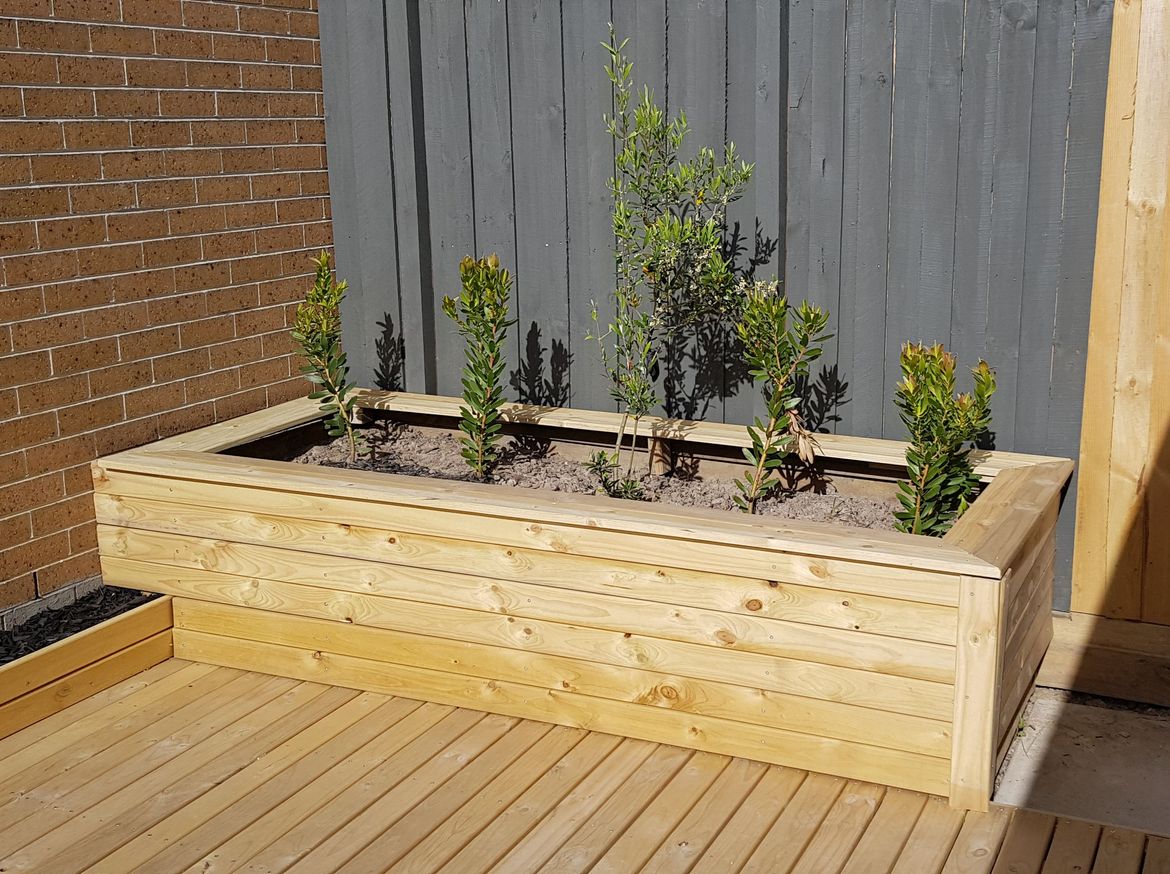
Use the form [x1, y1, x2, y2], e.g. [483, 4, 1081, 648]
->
[93, 392, 1070, 811]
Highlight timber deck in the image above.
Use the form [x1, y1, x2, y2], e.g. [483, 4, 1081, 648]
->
[0, 659, 1160, 873]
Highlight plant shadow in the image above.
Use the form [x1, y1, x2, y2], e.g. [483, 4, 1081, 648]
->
[374, 312, 406, 392]
[507, 321, 571, 458]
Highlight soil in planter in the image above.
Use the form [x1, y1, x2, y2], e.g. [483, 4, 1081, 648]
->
[292, 425, 900, 531]
[0, 586, 158, 666]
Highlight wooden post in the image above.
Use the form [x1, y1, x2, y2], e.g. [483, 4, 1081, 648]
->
[949, 575, 1004, 811]
[1073, 0, 1170, 621]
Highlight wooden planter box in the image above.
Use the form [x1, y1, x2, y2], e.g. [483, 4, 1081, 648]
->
[92, 392, 1071, 811]
[0, 596, 172, 742]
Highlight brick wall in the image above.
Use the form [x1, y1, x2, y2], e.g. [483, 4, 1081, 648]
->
[0, 0, 331, 623]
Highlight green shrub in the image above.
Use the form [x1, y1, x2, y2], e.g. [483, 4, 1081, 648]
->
[732, 281, 831, 513]
[442, 254, 516, 480]
[292, 251, 361, 462]
[894, 343, 996, 536]
[588, 28, 754, 497]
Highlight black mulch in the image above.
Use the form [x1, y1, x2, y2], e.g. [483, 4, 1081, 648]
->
[0, 586, 159, 666]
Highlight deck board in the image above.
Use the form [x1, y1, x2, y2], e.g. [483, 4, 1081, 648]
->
[0, 659, 1165, 873]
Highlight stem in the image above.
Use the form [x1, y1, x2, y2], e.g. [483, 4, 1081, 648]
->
[626, 415, 641, 480]
[747, 411, 780, 514]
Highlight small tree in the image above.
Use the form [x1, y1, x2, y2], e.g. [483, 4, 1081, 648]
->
[732, 281, 831, 513]
[442, 254, 516, 480]
[894, 343, 996, 536]
[292, 251, 360, 462]
[589, 28, 754, 496]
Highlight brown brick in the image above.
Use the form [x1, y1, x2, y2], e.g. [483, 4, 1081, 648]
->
[0, 86, 20, 116]
[267, 375, 309, 406]
[69, 181, 135, 214]
[37, 215, 106, 249]
[186, 366, 238, 402]
[124, 380, 184, 418]
[214, 386, 267, 420]
[51, 336, 119, 376]
[0, 186, 68, 220]
[77, 241, 142, 276]
[0, 351, 50, 388]
[0, 155, 31, 185]
[241, 62, 291, 91]
[152, 346, 208, 381]
[0, 448, 27, 487]
[252, 174, 300, 200]
[65, 462, 95, 497]
[154, 28, 212, 59]
[294, 119, 325, 144]
[0, 120, 63, 152]
[164, 148, 221, 177]
[168, 204, 226, 235]
[56, 0, 121, 20]
[131, 119, 192, 148]
[191, 119, 246, 145]
[272, 145, 323, 171]
[185, 61, 242, 90]
[299, 170, 329, 195]
[196, 174, 250, 203]
[303, 220, 331, 247]
[4, 249, 79, 286]
[121, 0, 184, 26]
[30, 153, 102, 184]
[208, 336, 262, 369]
[36, 549, 100, 595]
[126, 58, 186, 88]
[136, 178, 196, 208]
[43, 275, 116, 311]
[240, 356, 288, 389]
[84, 302, 150, 338]
[118, 325, 179, 361]
[59, 394, 123, 435]
[207, 284, 258, 315]
[111, 267, 176, 303]
[276, 198, 325, 225]
[90, 25, 155, 56]
[88, 360, 151, 396]
[158, 399, 214, 436]
[69, 520, 98, 552]
[64, 120, 131, 150]
[25, 433, 95, 477]
[56, 55, 125, 86]
[102, 151, 165, 182]
[267, 91, 316, 118]
[245, 119, 296, 146]
[234, 300, 285, 335]
[173, 260, 223, 291]
[23, 87, 95, 119]
[3, 290, 44, 325]
[0, 51, 57, 85]
[31, 493, 93, 537]
[222, 146, 273, 174]
[216, 90, 270, 118]
[94, 416, 157, 455]
[256, 223, 302, 253]
[265, 37, 315, 65]
[95, 89, 160, 119]
[16, 373, 88, 414]
[10, 314, 80, 353]
[0, 221, 36, 256]
[212, 33, 266, 62]
[292, 66, 321, 91]
[179, 314, 234, 348]
[289, 10, 319, 37]
[182, 0, 239, 31]
[240, 6, 290, 35]
[0, 410, 57, 450]
[225, 200, 277, 229]
[0, 20, 16, 49]
[106, 209, 162, 242]
[18, 20, 89, 52]
[143, 235, 201, 268]
[202, 229, 256, 259]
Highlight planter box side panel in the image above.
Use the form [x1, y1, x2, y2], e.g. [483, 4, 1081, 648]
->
[0, 596, 173, 742]
[169, 598, 953, 797]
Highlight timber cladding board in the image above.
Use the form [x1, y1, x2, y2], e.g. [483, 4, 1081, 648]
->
[91, 394, 1070, 810]
[0, 596, 173, 742]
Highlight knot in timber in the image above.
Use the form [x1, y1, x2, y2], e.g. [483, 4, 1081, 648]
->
[657, 684, 679, 701]
[715, 629, 737, 647]
[745, 598, 763, 612]
[808, 562, 829, 579]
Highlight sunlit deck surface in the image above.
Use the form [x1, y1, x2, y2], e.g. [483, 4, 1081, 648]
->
[0, 659, 1160, 873]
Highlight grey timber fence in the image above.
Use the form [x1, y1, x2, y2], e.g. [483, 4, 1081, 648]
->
[319, 0, 1113, 608]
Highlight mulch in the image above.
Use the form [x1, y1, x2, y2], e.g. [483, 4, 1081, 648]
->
[0, 586, 159, 666]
